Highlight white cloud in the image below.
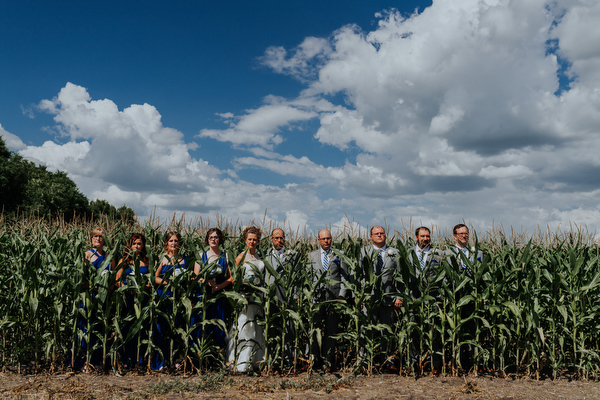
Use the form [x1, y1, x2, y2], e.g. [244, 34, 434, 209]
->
[20, 140, 90, 169]
[0, 124, 26, 151]
[9, 0, 600, 236]
[230, 0, 600, 233]
[260, 36, 333, 81]
[479, 164, 533, 179]
[198, 95, 318, 149]
[284, 210, 309, 234]
[14, 83, 331, 227]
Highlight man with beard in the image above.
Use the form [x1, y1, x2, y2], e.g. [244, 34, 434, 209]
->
[409, 226, 442, 375]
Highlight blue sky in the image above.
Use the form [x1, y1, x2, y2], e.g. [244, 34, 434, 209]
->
[2, 0, 600, 238]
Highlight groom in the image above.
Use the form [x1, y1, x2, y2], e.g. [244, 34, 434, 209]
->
[264, 228, 298, 367]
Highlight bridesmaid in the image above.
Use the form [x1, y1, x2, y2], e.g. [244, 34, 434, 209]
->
[85, 227, 115, 272]
[152, 231, 189, 371]
[193, 228, 233, 349]
[115, 233, 150, 370]
[72, 227, 115, 371]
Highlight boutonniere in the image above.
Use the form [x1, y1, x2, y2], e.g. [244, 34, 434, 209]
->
[386, 249, 398, 258]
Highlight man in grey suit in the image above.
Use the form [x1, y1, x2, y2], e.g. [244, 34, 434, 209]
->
[444, 223, 483, 277]
[264, 228, 294, 303]
[307, 228, 348, 370]
[443, 223, 483, 371]
[359, 225, 402, 369]
[264, 228, 298, 366]
[409, 226, 442, 374]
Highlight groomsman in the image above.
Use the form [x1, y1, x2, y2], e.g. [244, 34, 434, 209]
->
[409, 226, 442, 374]
[264, 228, 294, 302]
[443, 223, 483, 371]
[307, 229, 349, 370]
[409, 226, 440, 298]
[359, 226, 402, 369]
[445, 223, 482, 277]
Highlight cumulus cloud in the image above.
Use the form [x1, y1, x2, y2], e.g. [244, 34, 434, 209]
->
[199, 0, 600, 233]
[0, 124, 26, 151]
[9, 0, 600, 235]
[198, 95, 318, 149]
[15, 83, 329, 226]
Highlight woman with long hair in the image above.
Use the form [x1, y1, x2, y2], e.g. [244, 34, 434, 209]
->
[115, 233, 150, 370]
[226, 226, 266, 372]
[152, 231, 188, 371]
[71, 227, 115, 371]
[193, 228, 233, 349]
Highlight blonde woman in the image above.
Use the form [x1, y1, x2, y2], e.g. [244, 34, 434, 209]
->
[85, 226, 115, 272]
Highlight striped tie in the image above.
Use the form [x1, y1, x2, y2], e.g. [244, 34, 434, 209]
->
[323, 250, 330, 271]
[376, 249, 383, 274]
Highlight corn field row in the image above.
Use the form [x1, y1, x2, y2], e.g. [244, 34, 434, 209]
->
[1, 219, 600, 378]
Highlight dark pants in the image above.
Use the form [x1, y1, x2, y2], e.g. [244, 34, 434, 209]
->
[410, 308, 442, 371]
[312, 304, 339, 367]
[368, 305, 395, 359]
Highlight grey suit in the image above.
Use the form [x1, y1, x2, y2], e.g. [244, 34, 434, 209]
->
[263, 247, 299, 366]
[408, 245, 441, 300]
[307, 248, 349, 301]
[358, 245, 401, 356]
[264, 247, 298, 304]
[408, 245, 443, 369]
[442, 244, 484, 370]
[359, 245, 400, 308]
[442, 245, 483, 278]
[307, 248, 348, 367]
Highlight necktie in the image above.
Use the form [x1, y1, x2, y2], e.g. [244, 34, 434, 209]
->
[322, 250, 330, 271]
[419, 251, 426, 269]
[376, 249, 383, 274]
[460, 247, 473, 276]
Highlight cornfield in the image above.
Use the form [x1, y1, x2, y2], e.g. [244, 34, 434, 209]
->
[1, 213, 600, 379]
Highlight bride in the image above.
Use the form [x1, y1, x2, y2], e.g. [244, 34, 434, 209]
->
[226, 226, 266, 372]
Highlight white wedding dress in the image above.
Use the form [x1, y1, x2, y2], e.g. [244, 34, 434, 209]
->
[226, 257, 266, 372]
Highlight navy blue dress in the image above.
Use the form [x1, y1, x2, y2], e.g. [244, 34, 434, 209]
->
[119, 262, 150, 368]
[69, 248, 111, 370]
[152, 256, 188, 370]
[195, 252, 229, 349]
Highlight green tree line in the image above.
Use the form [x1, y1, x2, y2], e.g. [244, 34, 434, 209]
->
[0, 136, 134, 222]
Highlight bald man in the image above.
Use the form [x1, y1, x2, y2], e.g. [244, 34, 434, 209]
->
[358, 225, 402, 370]
[307, 228, 349, 370]
[263, 228, 299, 367]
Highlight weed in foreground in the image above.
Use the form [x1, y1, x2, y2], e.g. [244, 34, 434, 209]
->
[127, 370, 233, 398]
[273, 374, 355, 394]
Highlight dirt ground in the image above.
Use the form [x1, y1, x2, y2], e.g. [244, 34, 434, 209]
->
[1, 371, 599, 400]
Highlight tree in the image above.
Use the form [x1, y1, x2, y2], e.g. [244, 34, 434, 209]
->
[20, 168, 89, 220]
[89, 200, 136, 224]
[0, 136, 136, 223]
